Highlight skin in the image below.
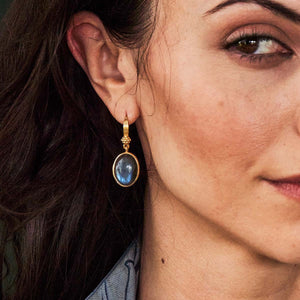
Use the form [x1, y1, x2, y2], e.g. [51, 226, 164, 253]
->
[67, 0, 300, 298]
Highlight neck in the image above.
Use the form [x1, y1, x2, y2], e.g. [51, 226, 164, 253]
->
[138, 182, 300, 300]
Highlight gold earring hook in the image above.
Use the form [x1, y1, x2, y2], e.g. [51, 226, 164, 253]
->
[121, 117, 131, 152]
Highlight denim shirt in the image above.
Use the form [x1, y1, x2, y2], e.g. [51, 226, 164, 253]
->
[86, 239, 140, 300]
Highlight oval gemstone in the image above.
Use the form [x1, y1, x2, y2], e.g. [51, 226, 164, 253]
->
[114, 153, 138, 186]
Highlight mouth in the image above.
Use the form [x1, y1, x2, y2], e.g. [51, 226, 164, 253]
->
[265, 175, 300, 202]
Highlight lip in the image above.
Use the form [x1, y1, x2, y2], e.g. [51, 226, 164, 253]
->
[266, 176, 300, 202]
[268, 174, 300, 183]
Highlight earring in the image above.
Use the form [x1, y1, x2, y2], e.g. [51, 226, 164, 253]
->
[112, 117, 140, 187]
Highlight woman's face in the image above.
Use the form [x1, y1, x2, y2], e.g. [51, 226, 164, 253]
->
[137, 0, 300, 263]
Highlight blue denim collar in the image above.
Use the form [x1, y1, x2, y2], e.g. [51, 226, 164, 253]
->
[86, 239, 140, 300]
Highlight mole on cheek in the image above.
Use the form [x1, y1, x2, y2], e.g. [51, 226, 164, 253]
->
[161, 258, 165, 264]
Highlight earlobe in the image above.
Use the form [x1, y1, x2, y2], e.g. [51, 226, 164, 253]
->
[67, 11, 140, 124]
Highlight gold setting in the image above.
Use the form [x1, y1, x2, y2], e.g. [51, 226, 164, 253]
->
[112, 117, 140, 187]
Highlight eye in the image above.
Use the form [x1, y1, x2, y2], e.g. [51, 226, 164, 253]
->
[224, 35, 294, 66]
[233, 36, 290, 55]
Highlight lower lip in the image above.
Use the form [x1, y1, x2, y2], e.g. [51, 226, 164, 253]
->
[267, 181, 300, 202]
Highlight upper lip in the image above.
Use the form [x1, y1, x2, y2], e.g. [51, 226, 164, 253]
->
[267, 174, 300, 183]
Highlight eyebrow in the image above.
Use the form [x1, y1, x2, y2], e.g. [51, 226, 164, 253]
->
[204, 0, 300, 24]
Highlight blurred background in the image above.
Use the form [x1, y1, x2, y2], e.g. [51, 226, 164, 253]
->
[0, 0, 11, 19]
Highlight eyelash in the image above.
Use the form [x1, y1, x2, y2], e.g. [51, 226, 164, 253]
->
[224, 33, 294, 64]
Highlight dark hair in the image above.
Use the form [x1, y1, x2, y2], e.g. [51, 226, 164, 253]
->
[0, 0, 156, 298]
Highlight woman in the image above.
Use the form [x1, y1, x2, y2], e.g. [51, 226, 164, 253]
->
[1, 0, 300, 298]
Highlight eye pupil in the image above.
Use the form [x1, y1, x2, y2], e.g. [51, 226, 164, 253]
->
[238, 38, 258, 54]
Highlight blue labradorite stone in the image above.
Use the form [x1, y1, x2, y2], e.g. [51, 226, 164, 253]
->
[114, 153, 138, 186]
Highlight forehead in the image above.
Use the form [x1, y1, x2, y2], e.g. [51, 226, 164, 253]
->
[160, 0, 211, 15]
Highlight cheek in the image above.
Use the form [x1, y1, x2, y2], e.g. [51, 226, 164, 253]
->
[142, 29, 291, 204]
[165, 74, 278, 178]
[145, 42, 280, 182]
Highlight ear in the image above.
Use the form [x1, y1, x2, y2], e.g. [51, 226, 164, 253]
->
[67, 11, 140, 124]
